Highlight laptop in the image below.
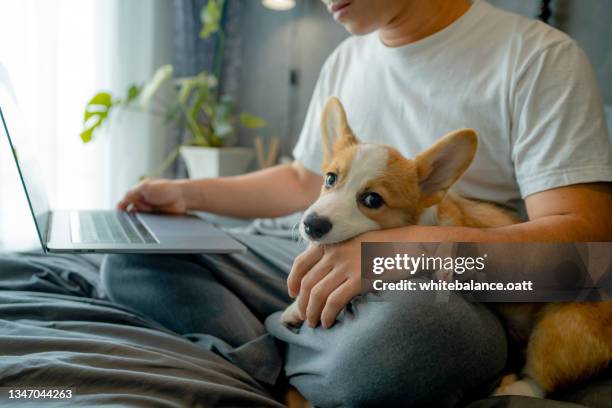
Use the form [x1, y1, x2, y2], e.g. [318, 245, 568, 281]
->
[0, 76, 245, 254]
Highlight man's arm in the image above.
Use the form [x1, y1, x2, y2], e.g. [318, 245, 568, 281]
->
[287, 183, 612, 328]
[366, 182, 612, 242]
[118, 162, 323, 219]
[180, 162, 323, 218]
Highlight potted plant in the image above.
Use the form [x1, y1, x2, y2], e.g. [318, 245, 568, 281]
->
[80, 0, 266, 179]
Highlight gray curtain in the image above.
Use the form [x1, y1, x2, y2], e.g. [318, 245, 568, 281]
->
[168, 0, 243, 178]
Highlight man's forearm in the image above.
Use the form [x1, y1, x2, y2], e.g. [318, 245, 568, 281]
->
[368, 183, 612, 243]
[177, 163, 323, 219]
[367, 213, 612, 243]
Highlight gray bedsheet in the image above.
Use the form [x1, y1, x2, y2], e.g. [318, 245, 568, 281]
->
[0, 252, 284, 407]
[2, 251, 611, 408]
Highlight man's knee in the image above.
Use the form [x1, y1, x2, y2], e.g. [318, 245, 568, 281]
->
[101, 254, 193, 302]
[101, 254, 148, 297]
[291, 292, 507, 407]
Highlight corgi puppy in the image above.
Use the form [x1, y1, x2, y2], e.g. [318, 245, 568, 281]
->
[281, 97, 612, 400]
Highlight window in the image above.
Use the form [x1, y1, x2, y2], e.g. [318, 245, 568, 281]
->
[0, 0, 174, 249]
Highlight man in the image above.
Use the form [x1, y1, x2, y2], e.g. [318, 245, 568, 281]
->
[102, 0, 612, 406]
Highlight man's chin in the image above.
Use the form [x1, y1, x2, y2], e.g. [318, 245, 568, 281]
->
[340, 21, 378, 36]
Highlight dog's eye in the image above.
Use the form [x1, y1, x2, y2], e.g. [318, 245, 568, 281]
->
[325, 172, 337, 188]
[361, 192, 384, 209]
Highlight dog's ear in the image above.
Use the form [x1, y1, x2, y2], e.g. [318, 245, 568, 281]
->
[321, 97, 358, 166]
[415, 129, 478, 207]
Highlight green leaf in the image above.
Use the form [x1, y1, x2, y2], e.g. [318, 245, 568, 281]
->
[81, 117, 100, 143]
[203, 104, 214, 120]
[81, 92, 115, 143]
[178, 78, 198, 106]
[189, 92, 208, 121]
[81, 113, 108, 143]
[80, 127, 95, 143]
[140, 64, 174, 108]
[125, 84, 142, 104]
[200, 20, 219, 40]
[83, 92, 112, 122]
[239, 113, 266, 129]
[178, 73, 209, 106]
[184, 112, 210, 147]
[89, 92, 112, 106]
[200, 0, 224, 39]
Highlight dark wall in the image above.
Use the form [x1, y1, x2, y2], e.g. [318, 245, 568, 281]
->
[232, 0, 611, 157]
[234, 0, 347, 156]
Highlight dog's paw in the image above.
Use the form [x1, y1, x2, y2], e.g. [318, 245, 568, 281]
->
[493, 377, 545, 398]
[498, 373, 519, 388]
[284, 387, 313, 408]
[281, 302, 304, 329]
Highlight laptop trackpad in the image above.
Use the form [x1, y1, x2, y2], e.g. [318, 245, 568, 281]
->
[137, 213, 222, 238]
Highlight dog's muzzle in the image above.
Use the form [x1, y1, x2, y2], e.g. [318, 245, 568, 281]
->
[303, 212, 332, 240]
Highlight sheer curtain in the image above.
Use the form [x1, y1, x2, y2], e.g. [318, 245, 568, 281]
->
[0, 0, 174, 250]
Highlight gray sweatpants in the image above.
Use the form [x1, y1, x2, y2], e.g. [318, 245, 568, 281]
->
[101, 219, 507, 407]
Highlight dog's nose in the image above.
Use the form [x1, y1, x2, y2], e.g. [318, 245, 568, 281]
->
[303, 212, 332, 239]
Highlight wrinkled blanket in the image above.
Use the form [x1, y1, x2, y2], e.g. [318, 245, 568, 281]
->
[0, 252, 283, 407]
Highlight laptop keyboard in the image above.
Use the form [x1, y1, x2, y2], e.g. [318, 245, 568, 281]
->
[76, 211, 158, 244]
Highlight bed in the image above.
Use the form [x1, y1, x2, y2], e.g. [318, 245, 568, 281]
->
[0, 252, 284, 407]
[1, 247, 611, 408]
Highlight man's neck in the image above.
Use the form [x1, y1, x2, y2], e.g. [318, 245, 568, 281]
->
[380, 0, 472, 48]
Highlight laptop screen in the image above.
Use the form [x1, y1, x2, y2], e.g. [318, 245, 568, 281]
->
[0, 74, 51, 247]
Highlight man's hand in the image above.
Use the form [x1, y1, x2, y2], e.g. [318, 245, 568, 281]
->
[117, 179, 187, 214]
[287, 237, 364, 329]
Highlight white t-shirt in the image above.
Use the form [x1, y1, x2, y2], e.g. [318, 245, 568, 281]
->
[293, 0, 612, 214]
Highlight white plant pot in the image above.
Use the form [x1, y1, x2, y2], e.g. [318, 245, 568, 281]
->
[180, 146, 255, 179]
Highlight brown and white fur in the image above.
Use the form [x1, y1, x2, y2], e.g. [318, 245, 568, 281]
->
[281, 97, 612, 401]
